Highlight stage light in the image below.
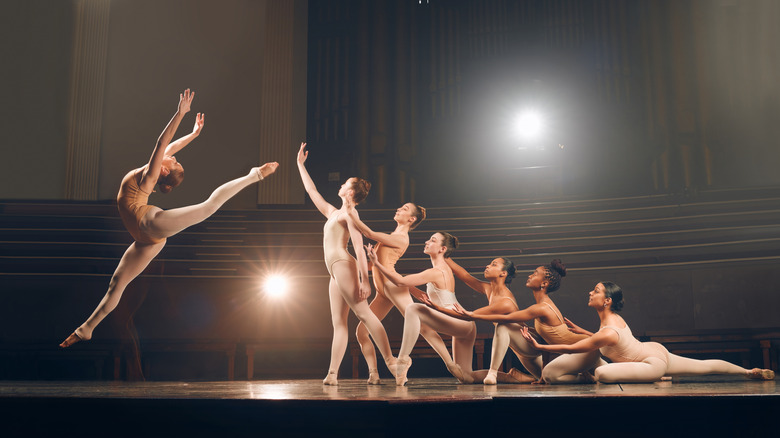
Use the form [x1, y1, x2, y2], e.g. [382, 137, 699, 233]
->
[262, 275, 289, 298]
[514, 111, 544, 140]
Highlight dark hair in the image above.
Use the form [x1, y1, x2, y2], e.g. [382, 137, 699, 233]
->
[600, 281, 624, 312]
[437, 231, 459, 258]
[158, 167, 184, 194]
[351, 177, 371, 204]
[543, 259, 567, 293]
[409, 203, 426, 230]
[500, 257, 516, 286]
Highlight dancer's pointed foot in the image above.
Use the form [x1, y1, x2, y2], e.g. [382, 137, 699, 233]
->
[507, 367, 537, 383]
[483, 369, 498, 385]
[322, 370, 339, 386]
[59, 332, 83, 348]
[367, 369, 381, 385]
[747, 368, 775, 380]
[254, 162, 279, 181]
[384, 357, 398, 378]
[395, 357, 412, 386]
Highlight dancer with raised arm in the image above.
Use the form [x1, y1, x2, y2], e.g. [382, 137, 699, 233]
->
[345, 202, 461, 384]
[296, 142, 397, 385]
[520, 281, 775, 383]
[452, 260, 589, 383]
[366, 232, 476, 385]
[61, 89, 278, 348]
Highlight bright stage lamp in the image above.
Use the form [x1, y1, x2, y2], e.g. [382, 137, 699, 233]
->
[514, 111, 544, 140]
[263, 275, 289, 298]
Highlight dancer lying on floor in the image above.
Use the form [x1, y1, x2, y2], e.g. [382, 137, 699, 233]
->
[296, 142, 397, 386]
[61, 89, 278, 348]
[452, 259, 590, 383]
[520, 281, 775, 383]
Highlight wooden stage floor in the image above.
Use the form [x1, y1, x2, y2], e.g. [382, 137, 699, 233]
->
[2, 377, 777, 437]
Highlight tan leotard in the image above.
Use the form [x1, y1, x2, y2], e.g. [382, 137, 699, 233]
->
[323, 211, 352, 275]
[372, 241, 407, 294]
[534, 302, 589, 345]
[599, 323, 669, 365]
[116, 168, 166, 245]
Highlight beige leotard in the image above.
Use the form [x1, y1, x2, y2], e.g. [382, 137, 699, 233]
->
[323, 211, 352, 275]
[426, 267, 459, 310]
[599, 323, 669, 365]
[116, 168, 166, 245]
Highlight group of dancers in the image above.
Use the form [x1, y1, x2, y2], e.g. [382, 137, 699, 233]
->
[60, 89, 775, 387]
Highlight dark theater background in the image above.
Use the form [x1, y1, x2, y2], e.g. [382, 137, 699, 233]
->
[1, 0, 779, 436]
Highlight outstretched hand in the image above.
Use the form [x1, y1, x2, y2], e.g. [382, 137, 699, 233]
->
[364, 243, 378, 263]
[192, 112, 204, 135]
[521, 326, 541, 348]
[178, 88, 194, 114]
[297, 142, 308, 165]
[564, 317, 586, 334]
[452, 303, 473, 319]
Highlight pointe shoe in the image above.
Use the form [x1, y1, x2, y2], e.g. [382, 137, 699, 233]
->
[508, 367, 536, 384]
[445, 362, 473, 384]
[322, 370, 339, 386]
[59, 329, 87, 348]
[747, 368, 775, 380]
[483, 370, 498, 385]
[385, 357, 398, 378]
[395, 357, 412, 386]
[367, 369, 381, 385]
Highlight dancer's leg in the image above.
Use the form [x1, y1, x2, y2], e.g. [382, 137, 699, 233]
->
[665, 353, 753, 377]
[60, 241, 165, 347]
[542, 351, 604, 384]
[594, 358, 667, 383]
[331, 261, 396, 366]
[384, 284, 454, 366]
[496, 323, 544, 379]
[324, 276, 350, 385]
[475, 323, 536, 384]
[143, 165, 274, 239]
[356, 292, 394, 383]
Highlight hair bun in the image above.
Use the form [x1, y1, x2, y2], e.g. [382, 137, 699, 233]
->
[550, 259, 566, 277]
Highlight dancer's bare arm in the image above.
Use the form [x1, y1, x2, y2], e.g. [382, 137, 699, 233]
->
[140, 89, 193, 192]
[346, 200, 407, 249]
[564, 317, 594, 336]
[452, 302, 546, 323]
[521, 326, 616, 353]
[365, 243, 438, 288]
[346, 214, 372, 301]
[296, 142, 336, 218]
[164, 112, 204, 156]
[445, 258, 488, 296]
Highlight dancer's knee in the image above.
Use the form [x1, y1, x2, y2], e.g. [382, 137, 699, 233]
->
[355, 322, 369, 342]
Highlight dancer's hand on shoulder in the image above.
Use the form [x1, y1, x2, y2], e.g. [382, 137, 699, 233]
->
[178, 88, 194, 114]
[297, 142, 308, 165]
[192, 112, 204, 135]
[564, 317, 586, 334]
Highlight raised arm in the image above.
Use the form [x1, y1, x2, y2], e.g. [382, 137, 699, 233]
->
[164, 112, 204, 156]
[445, 258, 488, 295]
[365, 243, 437, 288]
[140, 89, 193, 192]
[346, 214, 371, 301]
[346, 200, 407, 248]
[521, 325, 616, 354]
[296, 142, 336, 218]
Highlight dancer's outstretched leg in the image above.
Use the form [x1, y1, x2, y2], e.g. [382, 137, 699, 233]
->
[143, 163, 278, 239]
[324, 277, 350, 385]
[594, 357, 667, 383]
[60, 240, 165, 348]
[665, 353, 774, 379]
[542, 351, 604, 384]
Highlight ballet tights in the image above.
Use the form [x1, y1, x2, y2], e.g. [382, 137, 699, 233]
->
[72, 169, 264, 341]
[325, 260, 396, 384]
